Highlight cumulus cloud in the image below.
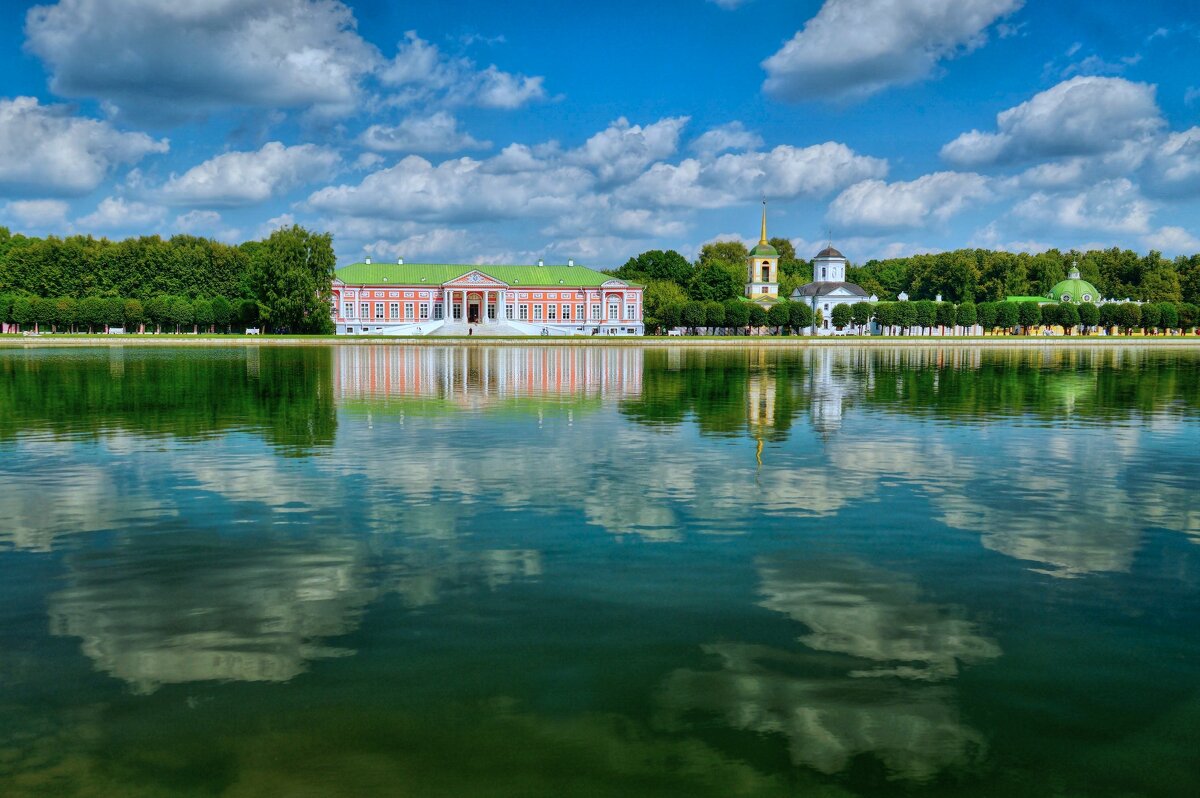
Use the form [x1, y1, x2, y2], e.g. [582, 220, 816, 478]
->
[690, 122, 764, 159]
[360, 111, 489, 154]
[942, 77, 1163, 167]
[2, 199, 71, 228]
[763, 0, 1022, 102]
[25, 0, 378, 121]
[76, 197, 166, 231]
[620, 142, 888, 209]
[567, 117, 689, 185]
[827, 172, 991, 233]
[1142, 127, 1200, 198]
[0, 96, 168, 196]
[379, 30, 546, 109]
[1012, 178, 1152, 235]
[307, 154, 591, 223]
[159, 142, 340, 207]
[1143, 225, 1200, 254]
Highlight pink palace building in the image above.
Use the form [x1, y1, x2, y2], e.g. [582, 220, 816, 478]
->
[331, 258, 644, 336]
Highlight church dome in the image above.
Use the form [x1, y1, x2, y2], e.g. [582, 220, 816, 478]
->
[1049, 267, 1100, 304]
[750, 241, 778, 257]
[816, 246, 845, 259]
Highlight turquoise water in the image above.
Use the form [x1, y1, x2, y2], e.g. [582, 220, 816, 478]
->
[0, 344, 1197, 797]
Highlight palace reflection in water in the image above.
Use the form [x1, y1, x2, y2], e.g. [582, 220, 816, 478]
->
[0, 344, 1198, 797]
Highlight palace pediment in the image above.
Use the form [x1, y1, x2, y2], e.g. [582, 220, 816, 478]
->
[443, 270, 508, 287]
[600, 279, 629, 288]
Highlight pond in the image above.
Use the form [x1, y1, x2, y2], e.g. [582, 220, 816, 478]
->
[1, 344, 1197, 797]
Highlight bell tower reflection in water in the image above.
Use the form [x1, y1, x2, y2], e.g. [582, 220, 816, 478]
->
[333, 345, 644, 405]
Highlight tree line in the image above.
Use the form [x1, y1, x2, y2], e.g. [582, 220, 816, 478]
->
[612, 239, 1200, 334]
[0, 224, 337, 333]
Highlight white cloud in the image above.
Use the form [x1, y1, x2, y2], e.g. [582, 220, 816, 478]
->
[256, 213, 297, 239]
[1011, 178, 1153, 235]
[360, 111, 489, 154]
[828, 172, 992, 232]
[620, 142, 888, 209]
[942, 77, 1163, 167]
[77, 197, 166, 230]
[708, 0, 751, 9]
[1142, 127, 1200, 198]
[762, 0, 1022, 102]
[307, 154, 591, 223]
[25, 0, 378, 121]
[160, 142, 340, 207]
[567, 116, 689, 185]
[1143, 225, 1200, 254]
[174, 209, 222, 232]
[0, 96, 167, 196]
[2, 199, 70, 228]
[379, 30, 546, 109]
[690, 122, 764, 159]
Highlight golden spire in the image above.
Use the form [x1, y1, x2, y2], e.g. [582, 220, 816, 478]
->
[759, 199, 768, 245]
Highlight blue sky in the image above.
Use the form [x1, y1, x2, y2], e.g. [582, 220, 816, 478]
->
[2, 0, 1199, 266]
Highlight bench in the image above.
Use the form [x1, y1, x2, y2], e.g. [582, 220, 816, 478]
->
[245, 327, 261, 335]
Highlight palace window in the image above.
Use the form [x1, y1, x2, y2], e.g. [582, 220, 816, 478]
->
[375, 303, 384, 320]
[389, 303, 399, 319]
[519, 304, 529, 320]
[608, 303, 619, 320]
[762, 287, 768, 294]
[821, 267, 827, 279]
[389, 291, 399, 298]
[548, 304, 557, 320]
[452, 303, 462, 320]
[576, 304, 584, 320]
[344, 302, 353, 318]
[762, 265, 770, 281]
[488, 303, 496, 320]
[534, 305, 543, 320]
[506, 305, 514, 320]
[591, 305, 602, 320]
[360, 303, 369, 319]
[626, 304, 635, 319]
[433, 304, 443, 320]
[1082, 294, 1092, 302]
[419, 304, 429, 320]
[562, 304, 571, 320]
[404, 302, 414, 319]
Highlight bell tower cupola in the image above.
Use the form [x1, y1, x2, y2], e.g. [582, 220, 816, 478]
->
[746, 201, 779, 299]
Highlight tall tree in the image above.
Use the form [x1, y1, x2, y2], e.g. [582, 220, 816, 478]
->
[250, 225, 336, 334]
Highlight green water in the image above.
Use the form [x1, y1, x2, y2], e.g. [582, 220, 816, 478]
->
[0, 344, 1197, 797]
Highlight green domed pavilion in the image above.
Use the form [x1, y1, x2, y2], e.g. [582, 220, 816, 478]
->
[1049, 265, 1101, 304]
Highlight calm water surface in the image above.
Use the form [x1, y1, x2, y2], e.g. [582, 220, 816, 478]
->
[1, 344, 1198, 797]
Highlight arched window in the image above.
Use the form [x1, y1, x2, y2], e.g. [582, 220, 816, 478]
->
[1082, 294, 1092, 302]
[821, 267, 827, 279]
[1061, 294, 1071, 302]
[761, 265, 770, 281]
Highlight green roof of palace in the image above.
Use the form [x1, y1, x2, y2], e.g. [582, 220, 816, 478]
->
[335, 262, 635, 287]
[1005, 295, 1055, 304]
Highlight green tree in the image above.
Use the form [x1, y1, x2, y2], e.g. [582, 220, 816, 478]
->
[0, 295, 12, 330]
[211, 296, 232, 333]
[851, 302, 874, 333]
[681, 300, 706, 333]
[55, 297, 78, 332]
[767, 301, 789, 334]
[688, 260, 742, 302]
[613, 250, 692, 285]
[913, 300, 936, 334]
[995, 302, 1019, 333]
[704, 300, 726, 334]
[123, 298, 145, 332]
[77, 296, 106, 333]
[1077, 302, 1099, 335]
[1017, 302, 1041, 334]
[874, 301, 897, 335]
[697, 240, 749, 270]
[975, 302, 996, 334]
[723, 299, 750, 332]
[1115, 302, 1141, 335]
[104, 297, 125, 330]
[935, 301, 957, 335]
[957, 301, 977, 334]
[895, 302, 917, 334]
[11, 296, 34, 331]
[643, 280, 688, 333]
[193, 298, 215, 333]
[145, 295, 169, 334]
[831, 303, 853, 330]
[31, 297, 55, 333]
[812, 307, 824, 334]
[1040, 303, 1061, 329]
[1176, 302, 1197, 333]
[1098, 302, 1119, 334]
[1139, 302, 1161, 334]
[788, 301, 812, 333]
[237, 299, 260, 330]
[658, 302, 683, 331]
[1058, 303, 1080, 335]
[1157, 302, 1178, 334]
[250, 225, 336, 334]
[748, 304, 768, 329]
[169, 296, 194, 333]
